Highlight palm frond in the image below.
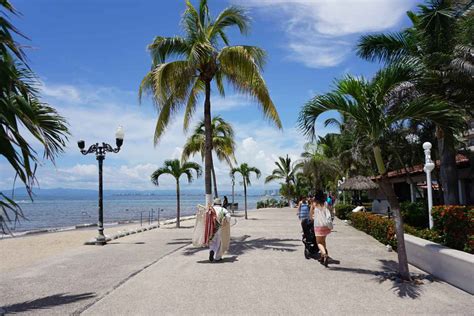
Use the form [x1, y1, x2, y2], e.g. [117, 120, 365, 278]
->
[219, 46, 281, 128]
[208, 6, 250, 41]
[357, 32, 415, 63]
[147, 36, 189, 65]
[183, 78, 204, 131]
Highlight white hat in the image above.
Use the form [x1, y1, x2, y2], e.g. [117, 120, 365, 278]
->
[213, 198, 222, 205]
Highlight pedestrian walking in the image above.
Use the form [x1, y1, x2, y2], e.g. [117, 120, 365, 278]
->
[222, 196, 229, 209]
[207, 198, 231, 262]
[297, 197, 311, 221]
[326, 192, 334, 220]
[313, 191, 333, 267]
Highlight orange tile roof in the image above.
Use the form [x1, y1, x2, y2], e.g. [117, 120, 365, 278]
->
[371, 154, 470, 180]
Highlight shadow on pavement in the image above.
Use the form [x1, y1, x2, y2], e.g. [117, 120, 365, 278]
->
[167, 238, 192, 245]
[196, 256, 239, 264]
[107, 241, 146, 245]
[329, 259, 433, 299]
[2, 292, 96, 314]
[181, 235, 300, 257]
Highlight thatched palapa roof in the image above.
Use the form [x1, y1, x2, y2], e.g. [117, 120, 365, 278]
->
[339, 176, 378, 191]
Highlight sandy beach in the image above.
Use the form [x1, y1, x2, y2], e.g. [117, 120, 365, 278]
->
[0, 216, 195, 274]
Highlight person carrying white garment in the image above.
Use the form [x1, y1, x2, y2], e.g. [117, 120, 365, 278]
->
[209, 198, 231, 262]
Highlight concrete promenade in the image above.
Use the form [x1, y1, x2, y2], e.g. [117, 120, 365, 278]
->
[1, 207, 473, 315]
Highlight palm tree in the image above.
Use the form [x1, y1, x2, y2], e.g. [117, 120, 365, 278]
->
[300, 142, 340, 193]
[0, 0, 69, 225]
[181, 116, 236, 198]
[298, 64, 463, 280]
[230, 163, 261, 220]
[139, 0, 281, 206]
[356, 0, 473, 204]
[265, 155, 301, 204]
[151, 159, 202, 228]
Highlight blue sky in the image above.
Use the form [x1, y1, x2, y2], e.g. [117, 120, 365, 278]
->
[1, 0, 421, 192]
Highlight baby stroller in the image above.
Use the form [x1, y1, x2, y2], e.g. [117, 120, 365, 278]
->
[301, 218, 319, 259]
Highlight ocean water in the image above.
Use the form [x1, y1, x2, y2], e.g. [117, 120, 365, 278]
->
[4, 194, 264, 233]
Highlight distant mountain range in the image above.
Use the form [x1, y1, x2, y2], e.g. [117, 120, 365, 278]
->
[0, 187, 266, 199]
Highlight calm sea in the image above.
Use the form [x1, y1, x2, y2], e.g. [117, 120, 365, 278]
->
[3, 194, 264, 233]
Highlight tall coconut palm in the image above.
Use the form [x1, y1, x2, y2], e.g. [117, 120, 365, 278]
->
[230, 163, 261, 220]
[181, 116, 236, 198]
[356, 0, 473, 204]
[139, 0, 281, 206]
[151, 159, 202, 228]
[1, 0, 69, 225]
[298, 64, 463, 280]
[265, 155, 301, 204]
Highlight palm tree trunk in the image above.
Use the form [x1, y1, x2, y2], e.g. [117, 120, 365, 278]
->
[176, 180, 180, 228]
[211, 156, 218, 198]
[437, 129, 459, 205]
[286, 179, 291, 207]
[244, 181, 248, 220]
[204, 80, 213, 205]
[373, 146, 410, 280]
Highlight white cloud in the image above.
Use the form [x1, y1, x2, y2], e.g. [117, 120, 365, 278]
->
[212, 94, 252, 112]
[1, 81, 335, 192]
[236, 0, 413, 68]
[41, 83, 81, 103]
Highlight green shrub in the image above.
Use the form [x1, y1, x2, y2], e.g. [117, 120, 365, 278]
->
[400, 201, 429, 229]
[350, 212, 397, 249]
[335, 204, 356, 220]
[403, 225, 443, 244]
[256, 198, 288, 209]
[349, 212, 442, 251]
[432, 205, 474, 254]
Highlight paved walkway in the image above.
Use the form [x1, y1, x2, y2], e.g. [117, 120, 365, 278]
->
[1, 208, 473, 315]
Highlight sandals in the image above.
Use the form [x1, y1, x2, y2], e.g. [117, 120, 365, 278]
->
[323, 254, 329, 267]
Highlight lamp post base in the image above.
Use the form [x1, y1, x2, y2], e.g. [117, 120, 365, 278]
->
[95, 235, 107, 246]
[84, 236, 108, 246]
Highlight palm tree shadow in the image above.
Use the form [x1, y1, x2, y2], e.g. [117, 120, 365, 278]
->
[181, 234, 300, 257]
[167, 238, 192, 245]
[2, 292, 96, 314]
[329, 259, 434, 299]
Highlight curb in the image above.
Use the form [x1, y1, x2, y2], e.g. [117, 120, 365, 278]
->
[83, 215, 197, 245]
[84, 224, 160, 245]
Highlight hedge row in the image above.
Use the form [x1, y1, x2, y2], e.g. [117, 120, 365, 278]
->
[349, 205, 474, 254]
[350, 212, 398, 249]
[432, 205, 473, 253]
[256, 198, 288, 209]
[335, 204, 356, 220]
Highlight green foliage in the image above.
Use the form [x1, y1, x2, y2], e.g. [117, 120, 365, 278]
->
[1, 0, 69, 224]
[432, 205, 474, 254]
[300, 142, 340, 191]
[256, 198, 288, 209]
[335, 204, 356, 220]
[350, 212, 443, 251]
[151, 159, 202, 185]
[349, 209, 474, 253]
[139, 0, 281, 144]
[403, 225, 443, 244]
[265, 155, 302, 187]
[350, 212, 398, 250]
[230, 163, 261, 187]
[279, 183, 296, 201]
[400, 201, 429, 229]
[181, 116, 236, 166]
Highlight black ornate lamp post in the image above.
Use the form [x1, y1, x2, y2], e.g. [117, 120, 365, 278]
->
[77, 126, 124, 245]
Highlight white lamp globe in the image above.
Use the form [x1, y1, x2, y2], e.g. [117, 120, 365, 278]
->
[115, 126, 125, 140]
